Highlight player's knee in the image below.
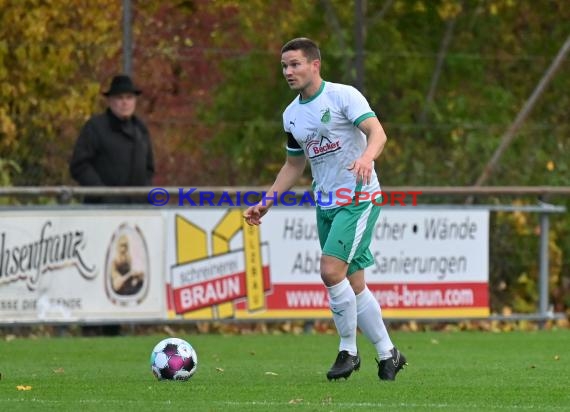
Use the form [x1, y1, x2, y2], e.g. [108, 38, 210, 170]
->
[320, 255, 348, 286]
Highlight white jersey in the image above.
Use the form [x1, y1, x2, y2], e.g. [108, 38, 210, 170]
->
[283, 81, 381, 209]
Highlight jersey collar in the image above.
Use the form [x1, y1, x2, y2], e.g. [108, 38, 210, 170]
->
[299, 81, 325, 104]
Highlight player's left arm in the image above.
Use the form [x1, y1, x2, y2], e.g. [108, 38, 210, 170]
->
[349, 116, 387, 185]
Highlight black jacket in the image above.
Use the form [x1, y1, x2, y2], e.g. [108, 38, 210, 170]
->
[69, 108, 155, 204]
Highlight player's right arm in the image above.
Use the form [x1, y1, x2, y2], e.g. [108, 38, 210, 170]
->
[243, 149, 306, 226]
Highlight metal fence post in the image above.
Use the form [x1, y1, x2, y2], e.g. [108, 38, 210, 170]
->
[122, 0, 133, 76]
[538, 207, 550, 328]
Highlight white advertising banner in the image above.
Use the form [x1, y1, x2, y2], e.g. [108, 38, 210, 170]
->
[0, 210, 165, 323]
[165, 207, 489, 320]
[0, 206, 489, 323]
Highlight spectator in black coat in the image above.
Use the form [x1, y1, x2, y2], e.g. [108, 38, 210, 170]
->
[69, 74, 155, 337]
[70, 74, 155, 204]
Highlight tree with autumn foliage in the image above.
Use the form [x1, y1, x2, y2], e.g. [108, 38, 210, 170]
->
[0, 0, 123, 185]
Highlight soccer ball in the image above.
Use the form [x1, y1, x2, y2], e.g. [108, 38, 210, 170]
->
[150, 337, 198, 381]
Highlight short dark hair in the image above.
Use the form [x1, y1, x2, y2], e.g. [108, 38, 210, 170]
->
[281, 37, 321, 61]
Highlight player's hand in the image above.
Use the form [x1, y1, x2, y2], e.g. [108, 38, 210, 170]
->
[243, 203, 269, 226]
[348, 157, 373, 185]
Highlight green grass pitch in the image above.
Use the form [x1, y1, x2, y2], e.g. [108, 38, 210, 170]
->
[0, 330, 569, 411]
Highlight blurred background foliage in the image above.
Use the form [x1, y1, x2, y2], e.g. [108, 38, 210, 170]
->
[0, 0, 568, 317]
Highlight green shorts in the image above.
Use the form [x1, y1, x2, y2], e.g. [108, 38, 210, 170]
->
[316, 199, 381, 276]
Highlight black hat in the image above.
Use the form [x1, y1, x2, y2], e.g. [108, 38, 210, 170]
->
[102, 74, 142, 96]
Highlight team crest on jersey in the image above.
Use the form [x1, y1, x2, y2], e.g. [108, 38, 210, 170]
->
[320, 108, 331, 123]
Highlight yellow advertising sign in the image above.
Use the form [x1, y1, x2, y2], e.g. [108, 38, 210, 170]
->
[169, 210, 269, 319]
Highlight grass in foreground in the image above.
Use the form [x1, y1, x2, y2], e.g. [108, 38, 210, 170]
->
[0, 330, 569, 411]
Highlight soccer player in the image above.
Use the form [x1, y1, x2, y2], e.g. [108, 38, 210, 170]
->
[243, 37, 407, 381]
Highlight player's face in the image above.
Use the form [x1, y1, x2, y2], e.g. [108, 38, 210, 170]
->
[108, 93, 137, 119]
[281, 50, 319, 95]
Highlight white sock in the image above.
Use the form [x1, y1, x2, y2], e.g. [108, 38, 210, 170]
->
[327, 278, 357, 355]
[356, 287, 394, 359]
